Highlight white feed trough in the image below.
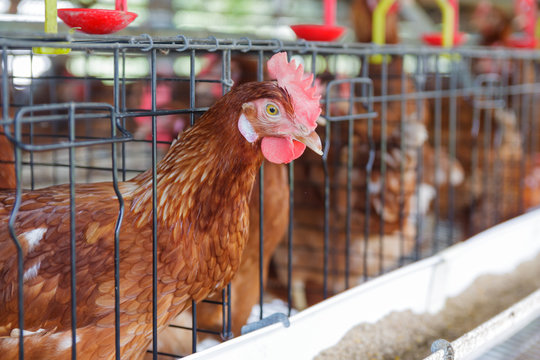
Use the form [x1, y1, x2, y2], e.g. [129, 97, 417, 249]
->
[186, 208, 540, 360]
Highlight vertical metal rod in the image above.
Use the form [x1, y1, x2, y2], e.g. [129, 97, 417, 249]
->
[414, 148, 423, 259]
[226, 283, 232, 338]
[50, 75, 59, 185]
[494, 79, 503, 224]
[221, 288, 227, 337]
[286, 50, 296, 313]
[492, 83, 503, 225]
[258, 161, 264, 320]
[215, 48, 237, 333]
[84, 52, 92, 183]
[378, 57, 388, 273]
[398, 54, 406, 264]
[288, 160, 295, 307]
[361, 54, 370, 280]
[4, 46, 24, 360]
[512, 60, 521, 127]
[68, 102, 77, 360]
[221, 50, 231, 94]
[219, 49, 236, 331]
[413, 56, 424, 259]
[111, 143, 124, 358]
[361, 55, 371, 281]
[312, 52, 327, 296]
[190, 48, 198, 353]
[191, 300, 197, 352]
[322, 122, 330, 298]
[511, 59, 521, 218]
[518, 60, 531, 214]
[257, 51, 265, 320]
[344, 77, 353, 289]
[364, 81, 375, 281]
[447, 57, 457, 245]
[29, 52, 35, 190]
[501, 58, 512, 221]
[189, 50, 196, 126]
[112, 48, 122, 360]
[433, 55, 442, 254]
[530, 62, 540, 154]
[121, 50, 127, 182]
[470, 103, 480, 236]
[320, 55, 330, 299]
[276, 47, 291, 310]
[481, 103, 491, 229]
[257, 51, 264, 82]
[150, 48, 158, 360]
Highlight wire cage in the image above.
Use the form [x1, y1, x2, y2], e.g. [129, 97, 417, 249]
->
[1, 33, 540, 359]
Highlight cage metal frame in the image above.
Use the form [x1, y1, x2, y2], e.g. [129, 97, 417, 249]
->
[1, 33, 539, 359]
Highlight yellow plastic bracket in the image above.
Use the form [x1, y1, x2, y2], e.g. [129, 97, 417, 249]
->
[435, 0, 455, 48]
[536, 18, 540, 48]
[370, 0, 397, 64]
[33, 0, 71, 55]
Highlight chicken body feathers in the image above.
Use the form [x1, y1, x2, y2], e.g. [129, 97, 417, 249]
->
[0, 82, 290, 359]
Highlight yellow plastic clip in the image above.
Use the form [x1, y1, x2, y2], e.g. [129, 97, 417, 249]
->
[370, 0, 397, 64]
[535, 17, 540, 48]
[435, 0, 455, 48]
[33, 0, 71, 55]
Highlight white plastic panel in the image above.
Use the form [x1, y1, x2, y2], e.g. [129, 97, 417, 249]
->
[186, 209, 540, 360]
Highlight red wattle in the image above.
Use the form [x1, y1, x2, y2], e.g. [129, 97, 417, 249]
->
[261, 137, 306, 164]
[292, 139, 306, 158]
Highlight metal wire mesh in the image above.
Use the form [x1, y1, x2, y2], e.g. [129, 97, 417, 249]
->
[1, 34, 540, 359]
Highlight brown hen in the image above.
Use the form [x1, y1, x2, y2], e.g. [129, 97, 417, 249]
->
[0, 53, 322, 360]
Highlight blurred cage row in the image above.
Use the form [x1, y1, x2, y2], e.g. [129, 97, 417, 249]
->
[1, 33, 540, 358]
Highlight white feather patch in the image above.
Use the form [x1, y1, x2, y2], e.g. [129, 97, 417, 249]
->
[23, 261, 41, 282]
[368, 179, 382, 194]
[55, 332, 80, 351]
[10, 328, 46, 337]
[238, 113, 258, 143]
[22, 228, 47, 252]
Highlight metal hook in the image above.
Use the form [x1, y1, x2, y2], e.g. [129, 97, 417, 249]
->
[207, 35, 219, 52]
[431, 339, 455, 360]
[222, 79, 235, 88]
[272, 38, 284, 52]
[175, 35, 189, 52]
[130, 34, 153, 52]
[297, 38, 310, 54]
[238, 37, 253, 53]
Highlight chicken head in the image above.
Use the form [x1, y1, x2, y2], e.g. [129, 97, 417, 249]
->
[237, 52, 322, 164]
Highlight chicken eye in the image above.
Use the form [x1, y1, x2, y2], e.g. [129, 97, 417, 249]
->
[265, 103, 280, 117]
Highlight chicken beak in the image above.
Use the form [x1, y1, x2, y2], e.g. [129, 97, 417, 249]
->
[294, 130, 323, 156]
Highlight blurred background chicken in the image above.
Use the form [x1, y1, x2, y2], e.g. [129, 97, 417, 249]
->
[274, 120, 428, 308]
[270, 0, 465, 309]
[471, 0, 513, 47]
[0, 130, 15, 190]
[523, 153, 540, 210]
[426, 0, 537, 236]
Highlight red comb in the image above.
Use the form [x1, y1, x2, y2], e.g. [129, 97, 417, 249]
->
[267, 52, 321, 130]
